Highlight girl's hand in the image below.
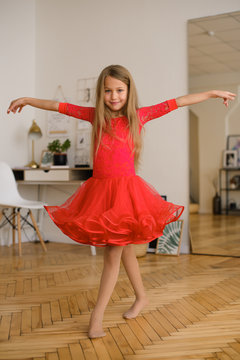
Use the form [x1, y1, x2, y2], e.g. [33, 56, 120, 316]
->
[7, 97, 59, 113]
[176, 90, 236, 108]
[212, 90, 236, 107]
[7, 97, 27, 114]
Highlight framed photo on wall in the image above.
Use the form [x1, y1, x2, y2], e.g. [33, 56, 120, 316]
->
[155, 220, 184, 256]
[227, 135, 240, 167]
[223, 150, 238, 168]
[76, 131, 90, 150]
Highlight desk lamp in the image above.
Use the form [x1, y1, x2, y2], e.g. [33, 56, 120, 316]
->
[26, 120, 42, 168]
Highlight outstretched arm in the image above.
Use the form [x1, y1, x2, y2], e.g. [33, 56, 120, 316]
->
[176, 90, 236, 108]
[7, 97, 59, 114]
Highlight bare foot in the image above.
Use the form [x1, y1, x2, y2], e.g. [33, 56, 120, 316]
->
[88, 328, 106, 339]
[88, 310, 106, 339]
[123, 297, 149, 319]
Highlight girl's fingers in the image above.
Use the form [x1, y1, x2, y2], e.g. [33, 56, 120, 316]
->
[228, 92, 236, 100]
[223, 98, 229, 107]
[7, 102, 14, 113]
[220, 92, 236, 106]
[227, 94, 236, 100]
[7, 100, 23, 114]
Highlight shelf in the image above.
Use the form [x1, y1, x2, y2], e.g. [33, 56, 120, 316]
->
[223, 209, 240, 214]
[219, 167, 240, 216]
[220, 168, 240, 171]
[220, 188, 240, 191]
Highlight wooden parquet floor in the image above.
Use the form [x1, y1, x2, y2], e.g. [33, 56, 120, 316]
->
[1, 243, 240, 360]
[190, 214, 240, 257]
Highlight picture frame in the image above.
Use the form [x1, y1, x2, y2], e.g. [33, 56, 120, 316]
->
[223, 150, 238, 168]
[155, 220, 184, 256]
[40, 150, 53, 168]
[74, 149, 91, 167]
[227, 135, 240, 167]
[76, 131, 90, 149]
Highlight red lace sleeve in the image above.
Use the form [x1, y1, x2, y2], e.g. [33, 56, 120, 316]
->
[138, 99, 178, 126]
[59, 103, 95, 123]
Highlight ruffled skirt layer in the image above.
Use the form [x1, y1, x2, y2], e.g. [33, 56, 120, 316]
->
[44, 175, 184, 247]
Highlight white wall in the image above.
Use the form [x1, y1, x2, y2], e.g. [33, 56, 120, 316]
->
[1, 0, 240, 252]
[0, 0, 36, 167]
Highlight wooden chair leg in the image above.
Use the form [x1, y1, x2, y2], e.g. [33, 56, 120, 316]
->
[29, 210, 47, 253]
[17, 210, 22, 257]
[12, 208, 16, 246]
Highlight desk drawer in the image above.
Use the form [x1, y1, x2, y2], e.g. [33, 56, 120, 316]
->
[24, 170, 70, 181]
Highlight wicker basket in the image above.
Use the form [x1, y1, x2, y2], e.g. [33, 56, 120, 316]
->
[134, 243, 148, 257]
[189, 203, 199, 214]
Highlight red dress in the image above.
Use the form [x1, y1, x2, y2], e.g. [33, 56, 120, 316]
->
[44, 99, 184, 246]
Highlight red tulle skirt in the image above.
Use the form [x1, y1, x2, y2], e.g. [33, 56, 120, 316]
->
[44, 175, 184, 247]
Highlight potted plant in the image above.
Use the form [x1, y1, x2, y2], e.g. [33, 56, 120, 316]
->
[47, 139, 71, 166]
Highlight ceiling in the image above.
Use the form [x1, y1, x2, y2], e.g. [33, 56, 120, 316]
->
[188, 11, 240, 76]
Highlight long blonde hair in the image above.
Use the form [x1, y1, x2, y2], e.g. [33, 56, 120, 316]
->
[91, 64, 142, 168]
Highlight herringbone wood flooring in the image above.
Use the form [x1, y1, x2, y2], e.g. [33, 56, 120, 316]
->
[1, 242, 240, 359]
[190, 214, 240, 256]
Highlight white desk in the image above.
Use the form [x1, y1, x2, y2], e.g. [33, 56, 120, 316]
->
[13, 167, 92, 183]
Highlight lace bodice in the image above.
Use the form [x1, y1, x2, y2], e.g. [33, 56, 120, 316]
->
[59, 99, 177, 178]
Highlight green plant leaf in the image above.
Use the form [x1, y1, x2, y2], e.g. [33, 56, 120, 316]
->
[47, 139, 71, 153]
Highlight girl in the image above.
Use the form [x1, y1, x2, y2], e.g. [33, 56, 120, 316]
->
[7, 65, 236, 338]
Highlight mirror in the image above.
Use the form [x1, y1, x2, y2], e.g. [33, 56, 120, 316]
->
[188, 11, 240, 257]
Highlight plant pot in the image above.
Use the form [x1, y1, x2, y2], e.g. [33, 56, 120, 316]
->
[53, 153, 67, 166]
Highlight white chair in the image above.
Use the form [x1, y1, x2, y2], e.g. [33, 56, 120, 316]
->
[0, 162, 47, 256]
